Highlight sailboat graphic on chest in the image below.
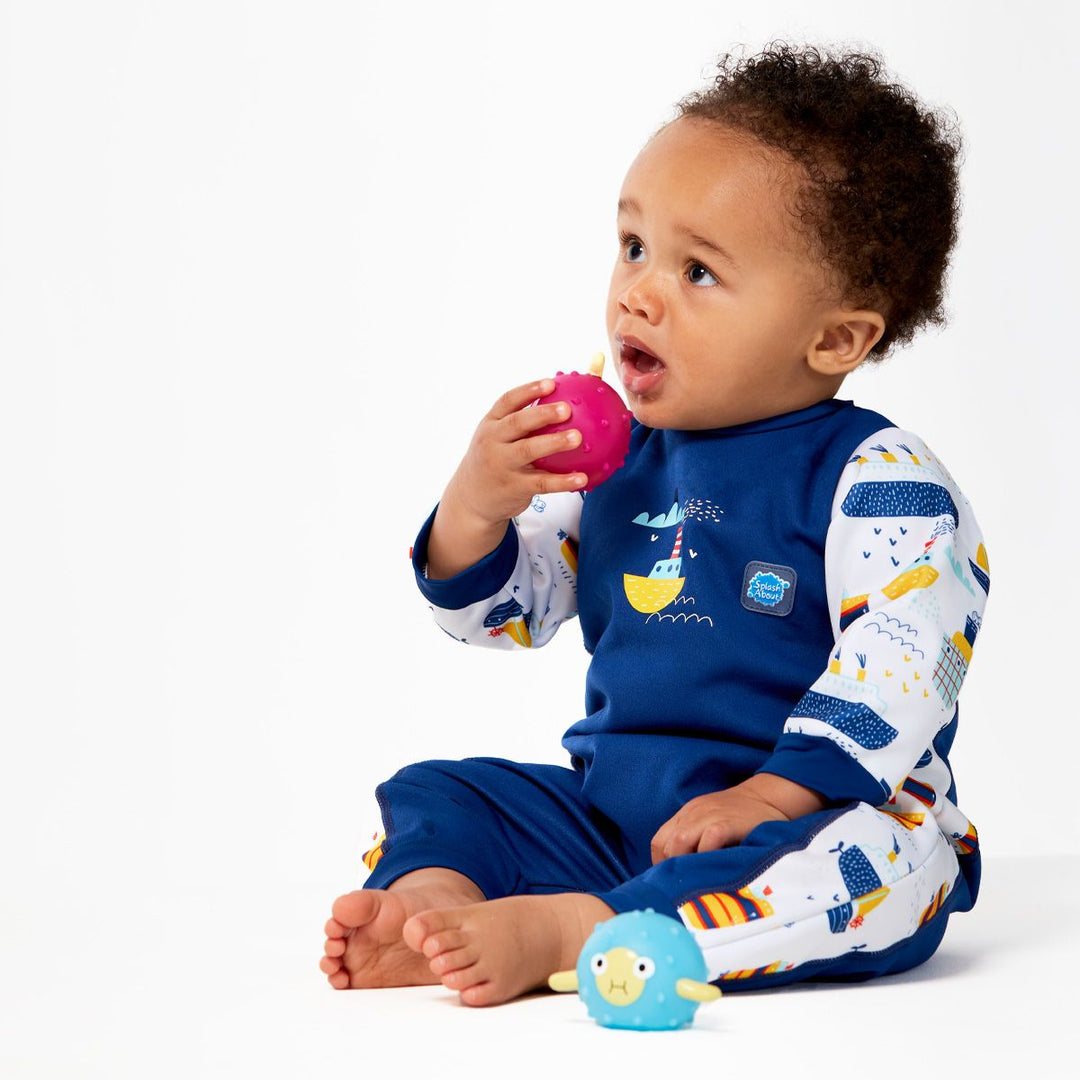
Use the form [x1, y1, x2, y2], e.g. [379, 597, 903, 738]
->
[624, 516, 687, 614]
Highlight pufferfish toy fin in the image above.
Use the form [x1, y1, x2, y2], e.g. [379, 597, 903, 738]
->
[548, 969, 579, 993]
[675, 978, 722, 1003]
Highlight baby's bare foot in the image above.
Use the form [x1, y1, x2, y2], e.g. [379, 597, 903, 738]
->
[402, 893, 613, 1006]
[320, 869, 484, 989]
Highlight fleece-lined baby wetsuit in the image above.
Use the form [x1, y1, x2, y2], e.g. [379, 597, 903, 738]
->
[365, 398, 988, 988]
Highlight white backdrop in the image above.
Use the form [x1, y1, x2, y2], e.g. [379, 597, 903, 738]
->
[2, 1, 1077, 1075]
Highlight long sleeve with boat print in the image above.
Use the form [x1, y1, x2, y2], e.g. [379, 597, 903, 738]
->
[410, 491, 584, 649]
[758, 429, 988, 851]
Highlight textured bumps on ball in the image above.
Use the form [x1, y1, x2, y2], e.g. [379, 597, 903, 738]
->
[531, 370, 632, 492]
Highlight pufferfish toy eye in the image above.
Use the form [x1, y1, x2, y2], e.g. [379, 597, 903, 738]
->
[548, 909, 721, 1031]
[634, 957, 656, 979]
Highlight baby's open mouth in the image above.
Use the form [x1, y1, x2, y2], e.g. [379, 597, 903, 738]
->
[618, 338, 666, 396]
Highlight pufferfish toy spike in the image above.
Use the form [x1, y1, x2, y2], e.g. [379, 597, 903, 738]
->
[530, 353, 633, 492]
[548, 909, 721, 1030]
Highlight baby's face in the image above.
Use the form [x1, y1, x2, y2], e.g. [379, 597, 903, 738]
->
[606, 117, 843, 430]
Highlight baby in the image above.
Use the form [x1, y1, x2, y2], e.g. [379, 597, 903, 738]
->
[321, 44, 988, 1005]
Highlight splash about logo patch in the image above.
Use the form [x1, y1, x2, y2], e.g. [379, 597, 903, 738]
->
[748, 572, 789, 605]
[741, 562, 798, 616]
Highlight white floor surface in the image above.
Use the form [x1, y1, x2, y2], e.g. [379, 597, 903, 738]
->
[1, 854, 1074, 1078]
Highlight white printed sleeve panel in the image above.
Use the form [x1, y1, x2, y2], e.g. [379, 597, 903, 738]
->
[758, 429, 988, 850]
[411, 492, 584, 649]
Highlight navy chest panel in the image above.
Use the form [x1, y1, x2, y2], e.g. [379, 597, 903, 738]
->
[567, 403, 895, 770]
[578, 428, 833, 651]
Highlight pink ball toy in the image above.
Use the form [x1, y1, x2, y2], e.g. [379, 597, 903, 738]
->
[531, 355, 633, 492]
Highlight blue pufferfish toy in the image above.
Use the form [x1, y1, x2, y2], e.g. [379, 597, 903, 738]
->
[548, 909, 721, 1030]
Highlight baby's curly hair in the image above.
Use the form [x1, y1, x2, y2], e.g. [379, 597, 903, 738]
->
[675, 44, 962, 359]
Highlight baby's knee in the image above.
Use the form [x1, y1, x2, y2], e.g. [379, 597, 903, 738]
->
[380, 758, 457, 788]
[376, 758, 508, 818]
[378, 758, 478, 800]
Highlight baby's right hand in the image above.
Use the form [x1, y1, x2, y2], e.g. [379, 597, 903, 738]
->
[444, 378, 588, 528]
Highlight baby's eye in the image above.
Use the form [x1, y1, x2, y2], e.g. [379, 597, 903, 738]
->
[620, 232, 645, 263]
[688, 262, 718, 286]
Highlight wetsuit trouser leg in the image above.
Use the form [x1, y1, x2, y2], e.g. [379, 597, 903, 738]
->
[594, 801, 979, 990]
[364, 761, 977, 991]
[363, 757, 631, 899]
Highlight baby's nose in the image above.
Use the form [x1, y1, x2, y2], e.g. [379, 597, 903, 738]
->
[620, 272, 664, 321]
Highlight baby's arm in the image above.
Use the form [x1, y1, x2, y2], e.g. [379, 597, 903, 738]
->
[652, 429, 988, 862]
[426, 378, 587, 578]
[759, 428, 988, 813]
[412, 379, 588, 649]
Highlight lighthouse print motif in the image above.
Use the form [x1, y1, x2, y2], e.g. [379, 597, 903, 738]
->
[623, 494, 723, 624]
[624, 516, 687, 613]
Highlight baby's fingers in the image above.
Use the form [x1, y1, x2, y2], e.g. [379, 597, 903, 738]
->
[513, 426, 582, 469]
[695, 823, 737, 854]
[651, 814, 737, 863]
[502, 398, 574, 441]
[651, 820, 687, 864]
[528, 468, 590, 495]
[487, 378, 556, 422]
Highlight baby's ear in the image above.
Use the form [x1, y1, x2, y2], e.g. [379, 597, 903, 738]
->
[808, 310, 885, 375]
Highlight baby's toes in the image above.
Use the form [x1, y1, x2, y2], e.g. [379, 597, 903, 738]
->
[428, 943, 478, 977]
[331, 891, 377, 929]
[440, 963, 486, 994]
[420, 927, 469, 960]
[324, 937, 346, 958]
[320, 954, 343, 975]
[402, 908, 457, 953]
[460, 981, 500, 1007]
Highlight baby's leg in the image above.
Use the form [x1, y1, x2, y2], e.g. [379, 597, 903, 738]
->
[599, 802, 976, 990]
[402, 892, 614, 1006]
[321, 758, 631, 994]
[320, 867, 485, 989]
